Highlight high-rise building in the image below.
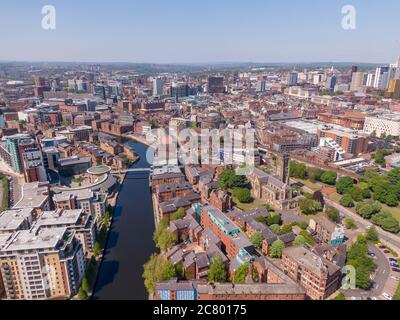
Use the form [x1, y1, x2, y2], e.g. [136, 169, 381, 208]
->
[153, 78, 164, 96]
[207, 76, 225, 94]
[386, 79, 400, 99]
[0, 227, 85, 300]
[374, 66, 390, 89]
[256, 80, 266, 92]
[325, 75, 337, 90]
[350, 72, 365, 92]
[288, 72, 298, 86]
[366, 73, 375, 87]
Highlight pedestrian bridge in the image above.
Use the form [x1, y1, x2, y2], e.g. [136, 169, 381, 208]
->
[111, 168, 152, 174]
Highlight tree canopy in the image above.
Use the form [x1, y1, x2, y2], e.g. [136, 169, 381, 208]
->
[269, 240, 285, 258]
[208, 255, 227, 283]
[143, 254, 177, 294]
[218, 169, 248, 190]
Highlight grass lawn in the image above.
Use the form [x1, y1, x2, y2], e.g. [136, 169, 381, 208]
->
[380, 204, 400, 223]
[295, 178, 322, 192]
[231, 195, 266, 211]
[328, 192, 343, 204]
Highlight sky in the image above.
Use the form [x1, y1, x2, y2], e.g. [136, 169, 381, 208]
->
[0, 0, 400, 64]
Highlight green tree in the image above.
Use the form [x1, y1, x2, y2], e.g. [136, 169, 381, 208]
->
[250, 232, 263, 249]
[308, 168, 325, 182]
[78, 287, 88, 300]
[320, 171, 337, 185]
[347, 187, 364, 202]
[93, 242, 102, 258]
[269, 240, 285, 258]
[344, 217, 356, 229]
[233, 187, 252, 203]
[218, 169, 248, 190]
[371, 210, 400, 233]
[270, 224, 281, 235]
[340, 195, 354, 208]
[208, 255, 227, 283]
[143, 254, 177, 294]
[293, 235, 307, 246]
[172, 208, 186, 221]
[81, 276, 89, 293]
[366, 227, 379, 243]
[156, 229, 177, 252]
[336, 176, 354, 195]
[289, 161, 308, 179]
[233, 264, 249, 284]
[299, 198, 323, 215]
[326, 206, 340, 223]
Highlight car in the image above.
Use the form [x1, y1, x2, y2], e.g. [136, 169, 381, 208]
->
[379, 245, 386, 249]
[382, 293, 392, 300]
[390, 276, 400, 281]
[389, 258, 398, 262]
[351, 297, 357, 300]
[390, 261, 399, 267]
[384, 250, 391, 254]
[368, 251, 376, 257]
[392, 268, 400, 273]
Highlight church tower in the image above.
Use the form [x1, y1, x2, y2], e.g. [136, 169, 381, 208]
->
[275, 153, 290, 185]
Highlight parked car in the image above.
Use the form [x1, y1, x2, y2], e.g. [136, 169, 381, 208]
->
[390, 261, 399, 267]
[384, 250, 391, 254]
[392, 268, 400, 273]
[379, 245, 386, 249]
[382, 293, 392, 300]
[389, 258, 398, 262]
[368, 251, 376, 257]
[390, 276, 400, 281]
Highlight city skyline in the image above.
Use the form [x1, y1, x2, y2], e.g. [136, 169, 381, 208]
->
[1, 0, 400, 64]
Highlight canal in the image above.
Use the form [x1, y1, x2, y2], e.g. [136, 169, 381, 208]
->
[92, 142, 156, 300]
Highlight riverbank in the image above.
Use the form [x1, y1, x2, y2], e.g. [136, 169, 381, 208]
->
[87, 172, 126, 299]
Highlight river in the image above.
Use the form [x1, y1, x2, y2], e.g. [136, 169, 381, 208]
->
[92, 141, 156, 300]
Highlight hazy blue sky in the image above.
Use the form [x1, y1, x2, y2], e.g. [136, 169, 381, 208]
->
[0, 0, 399, 63]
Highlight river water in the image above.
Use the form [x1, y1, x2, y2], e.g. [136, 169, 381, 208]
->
[92, 142, 156, 300]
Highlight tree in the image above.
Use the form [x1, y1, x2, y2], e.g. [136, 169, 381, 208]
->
[266, 214, 282, 226]
[344, 217, 356, 229]
[385, 193, 399, 207]
[93, 242, 102, 257]
[336, 176, 354, 195]
[293, 235, 307, 246]
[78, 287, 88, 300]
[340, 195, 354, 208]
[366, 227, 379, 243]
[347, 187, 364, 202]
[308, 168, 325, 182]
[218, 169, 248, 190]
[269, 240, 285, 258]
[143, 254, 177, 294]
[208, 255, 227, 283]
[347, 239, 376, 289]
[320, 171, 337, 185]
[270, 224, 281, 235]
[289, 161, 307, 179]
[233, 264, 249, 284]
[356, 202, 381, 219]
[280, 224, 293, 235]
[326, 206, 340, 223]
[156, 229, 177, 252]
[233, 188, 252, 203]
[81, 277, 89, 293]
[371, 210, 400, 233]
[250, 232, 263, 249]
[172, 208, 186, 221]
[299, 198, 323, 215]
[333, 293, 346, 300]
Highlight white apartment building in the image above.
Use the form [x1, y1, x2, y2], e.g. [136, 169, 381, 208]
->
[364, 114, 400, 137]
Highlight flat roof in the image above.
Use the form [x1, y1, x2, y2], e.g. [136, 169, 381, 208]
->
[13, 183, 49, 209]
[1, 227, 68, 252]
